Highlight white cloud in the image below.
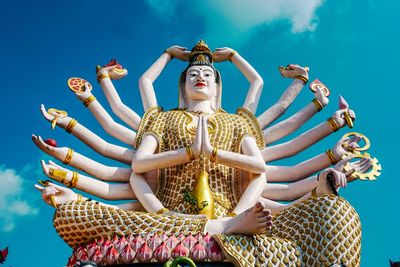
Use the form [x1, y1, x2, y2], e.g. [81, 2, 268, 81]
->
[146, 0, 324, 42]
[0, 166, 39, 232]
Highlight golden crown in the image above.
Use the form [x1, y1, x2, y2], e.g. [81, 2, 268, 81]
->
[188, 40, 213, 67]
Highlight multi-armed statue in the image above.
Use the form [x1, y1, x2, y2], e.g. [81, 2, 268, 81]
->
[33, 41, 380, 266]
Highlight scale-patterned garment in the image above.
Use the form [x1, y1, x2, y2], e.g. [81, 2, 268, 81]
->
[54, 195, 361, 266]
[135, 107, 264, 218]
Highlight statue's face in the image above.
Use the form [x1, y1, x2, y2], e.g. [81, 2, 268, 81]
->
[184, 65, 217, 102]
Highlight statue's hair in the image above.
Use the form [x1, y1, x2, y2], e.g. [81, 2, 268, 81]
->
[178, 67, 222, 110]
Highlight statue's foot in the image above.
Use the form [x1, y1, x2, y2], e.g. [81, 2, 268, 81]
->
[225, 202, 272, 235]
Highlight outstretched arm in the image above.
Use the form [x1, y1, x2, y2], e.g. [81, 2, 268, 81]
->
[40, 105, 134, 164]
[139, 45, 190, 111]
[96, 60, 141, 130]
[263, 86, 329, 144]
[73, 84, 137, 146]
[213, 48, 263, 114]
[261, 104, 356, 162]
[257, 64, 309, 129]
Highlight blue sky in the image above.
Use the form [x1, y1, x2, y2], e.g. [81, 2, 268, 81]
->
[0, 0, 399, 266]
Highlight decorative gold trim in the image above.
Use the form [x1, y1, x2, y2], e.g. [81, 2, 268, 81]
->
[210, 147, 218, 163]
[228, 50, 237, 62]
[76, 194, 83, 202]
[134, 106, 162, 148]
[312, 98, 323, 112]
[69, 171, 79, 188]
[227, 211, 237, 217]
[63, 148, 74, 165]
[327, 117, 339, 132]
[83, 95, 96, 107]
[96, 73, 110, 83]
[344, 109, 354, 128]
[295, 75, 308, 84]
[326, 149, 338, 165]
[65, 119, 77, 133]
[185, 146, 195, 161]
[156, 207, 169, 214]
[236, 107, 265, 148]
[50, 196, 57, 208]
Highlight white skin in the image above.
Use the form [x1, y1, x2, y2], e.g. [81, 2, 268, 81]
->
[74, 83, 136, 146]
[139, 45, 263, 113]
[96, 65, 141, 130]
[257, 64, 309, 129]
[38, 104, 134, 164]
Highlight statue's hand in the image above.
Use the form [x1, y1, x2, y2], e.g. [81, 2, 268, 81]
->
[191, 116, 202, 158]
[32, 134, 69, 161]
[97, 59, 128, 80]
[40, 160, 71, 185]
[166, 45, 190, 61]
[40, 104, 72, 129]
[279, 64, 309, 79]
[34, 182, 77, 207]
[314, 85, 329, 107]
[74, 83, 93, 101]
[213, 47, 235, 62]
[201, 116, 213, 158]
[332, 134, 362, 160]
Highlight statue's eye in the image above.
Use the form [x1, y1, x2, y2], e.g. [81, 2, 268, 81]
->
[205, 73, 212, 77]
[189, 73, 197, 77]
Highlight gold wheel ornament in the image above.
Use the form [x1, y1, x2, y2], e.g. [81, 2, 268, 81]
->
[47, 108, 68, 130]
[67, 77, 92, 93]
[309, 79, 330, 97]
[343, 152, 381, 181]
[341, 132, 370, 152]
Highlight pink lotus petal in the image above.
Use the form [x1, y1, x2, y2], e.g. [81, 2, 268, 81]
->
[101, 239, 113, 255]
[105, 246, 119, 265]
[165, 235, 179, 250]
[115, 235, 129, 253]
[120, 244, 136, 264]
[171, 242, 189, 258]
[208, 240, 225, 261]
[148, 233, 162, 251]
[176, 233, 185, 242]
[90, 248, 103, 264]
[154, 242, 171, 262]
[130, 235, 145, 252]
[182, 233, 197, 249]
[67, 253, 77, 267]
[75, 246, 87, 259]
[85, 240, 99, 258]
[190, 242, 207, 261]
[160, 232, 169, 241]
[136, 242, 153, 262]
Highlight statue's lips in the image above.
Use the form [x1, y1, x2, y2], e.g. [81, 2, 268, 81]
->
[195, 82, 207, 88]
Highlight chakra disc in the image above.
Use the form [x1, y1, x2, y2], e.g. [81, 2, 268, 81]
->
[67, 77, 92, 93]
[309, 79, 330, 97]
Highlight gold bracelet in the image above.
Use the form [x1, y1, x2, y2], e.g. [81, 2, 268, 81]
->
[327, 117, 339, 132]
[164, 49, 174, 59]
[295, 75, 308, 85]
[156, 208, 170, 214]
[228, 50, 237, 62]
[76, 194, 83, 202]
[326, 149, 338, 165]
[210, 147, 218, 163]
[68, 171, 79, 188]
[312, 99, 323, 112]
[227, 212, 237, 217]
[63, 148, 74, 165]
[83, 95, 96, 107]
[97, 73, 110, 83]
[185, 146, 195, 161]
[65, 119, 78, 133]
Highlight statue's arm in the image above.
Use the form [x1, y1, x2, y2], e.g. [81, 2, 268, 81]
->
[40, 105, 134, 164]
[261, 107, 355, 162]
[96, 63, 141, 130]
[257, 65, 309, 129]
[40, 161, 135, 200]
[139, 45, 189, 111]
[263, 86, 329, 145]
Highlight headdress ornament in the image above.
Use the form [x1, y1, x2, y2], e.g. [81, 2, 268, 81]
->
[187, 40, 214, 68]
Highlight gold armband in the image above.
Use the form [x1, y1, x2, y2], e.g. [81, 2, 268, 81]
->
[96, 73, 110, 83]
[228, 50, 237, 62]
[326, 149, 338, 165]
[227, 212, 237, 217]
[312, 99, 323, 112]
[164, 49, 174, 59]
[68, 171, 79, 188]
[83, 95, 96, 107]
[156, 208, 170, 214]
[327, 117, 339, 132]
[185, 146, 195, 161]
[210, 147, 218, 163]
[295, 75, 308, 85]
[63, 148, 74, 165]
[65, 119, 77, 133]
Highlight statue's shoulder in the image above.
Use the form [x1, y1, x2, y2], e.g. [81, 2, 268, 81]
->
[135, 106, 163, 147]
[236, 107, 265, 148]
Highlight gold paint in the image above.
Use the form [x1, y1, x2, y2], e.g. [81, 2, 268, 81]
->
[192, 171, 214, 219]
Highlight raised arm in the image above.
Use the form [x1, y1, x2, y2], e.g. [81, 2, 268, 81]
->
[213, 48, 263, 114]
[139, 46, 190, 111]
[257, 64, 309, 129]
[40, 105, 134, 164]
[263, 86, 329, 144]
[96, 60, 141, 130]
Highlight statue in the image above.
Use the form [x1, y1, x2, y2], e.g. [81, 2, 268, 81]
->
[32, 41, 380, 266]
